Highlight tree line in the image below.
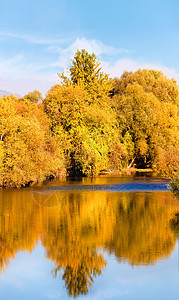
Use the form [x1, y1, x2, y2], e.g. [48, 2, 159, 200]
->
[0, 49, 178, 187]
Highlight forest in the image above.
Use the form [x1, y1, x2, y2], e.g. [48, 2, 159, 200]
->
[0, 49, 178, 187]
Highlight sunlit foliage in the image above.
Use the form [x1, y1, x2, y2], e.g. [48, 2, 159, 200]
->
[19, 90, 43, 104]
[0, 95, 64, 187]
[59, 49, 112, 96]
[44, 50, 125, 175]
[112, 69, 178, 174]
[0, 51, 178, 186]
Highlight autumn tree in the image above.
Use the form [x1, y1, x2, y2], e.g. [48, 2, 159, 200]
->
[44, 50, 125, 175]
[112, 69, 178, 105]
[0, 94, 64, 187]
[23, 90, 43, 103]
[112, 69, 178, 174]
[59, 49, 112, 97]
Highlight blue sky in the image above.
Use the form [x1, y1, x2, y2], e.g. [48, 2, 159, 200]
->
[0, 0, 178, 96]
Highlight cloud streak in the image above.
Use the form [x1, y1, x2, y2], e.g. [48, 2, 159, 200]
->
[0, 55, 46, 80]
[0, 31, 69, 45]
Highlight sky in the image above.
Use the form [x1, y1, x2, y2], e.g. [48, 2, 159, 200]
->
[0, 0, 178, 96]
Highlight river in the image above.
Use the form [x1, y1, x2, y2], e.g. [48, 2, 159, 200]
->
[0, 176, 179, 299]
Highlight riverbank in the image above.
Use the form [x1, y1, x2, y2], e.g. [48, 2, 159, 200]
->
[1, 167, 176, 190]
[99, 168, 153, 176]
[169, 175, 179, 195]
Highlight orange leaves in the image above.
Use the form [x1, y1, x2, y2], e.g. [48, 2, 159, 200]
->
[0, 94, 64, 187]
[1, 50, 178, 183]
[113, 69, 178, 105]
[112, 69, 178, 171]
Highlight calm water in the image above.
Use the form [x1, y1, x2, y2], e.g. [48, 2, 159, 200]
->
[0, 176, 179, 299]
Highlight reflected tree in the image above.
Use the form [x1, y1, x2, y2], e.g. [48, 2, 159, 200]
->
[1, 187, 179, 297]
[52, 245, 106, 297]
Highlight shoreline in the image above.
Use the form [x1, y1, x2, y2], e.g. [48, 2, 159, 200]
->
[0, 168, 171, 189]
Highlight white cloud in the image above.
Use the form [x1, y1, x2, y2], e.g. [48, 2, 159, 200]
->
[50, 37, 179, 82]
[49, 37, 129, 69]
[0, 55, 24, 77]
[0, 36, 178, 96]
[102, 59, 139, 77]
[0, 55, 47, 79]
[0, 54, 59, 96]
[101, 58, 179, 82]
[84, 286, 131, 300]
[144, 64, 179, 81]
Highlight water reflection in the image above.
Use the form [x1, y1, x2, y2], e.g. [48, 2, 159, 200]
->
[0, 183, 179, 297]
[52, 245, 106, 297]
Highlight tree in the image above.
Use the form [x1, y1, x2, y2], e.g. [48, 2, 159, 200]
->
[112, 69, 178, 105]
[111, 69, 178, 172]
[44, 50, 125, 175]
[19, 90, 43, 104]
[59, 49, 112, 99]
[0, 95, 64, 187]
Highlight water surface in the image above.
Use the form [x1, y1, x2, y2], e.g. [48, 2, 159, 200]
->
[0, 177, 179, 299]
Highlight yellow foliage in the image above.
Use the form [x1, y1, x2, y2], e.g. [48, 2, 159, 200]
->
[112, 69, 178, 170]
[0, 95, 64, 187]
[44, 81, 123, 175]
[0, 51, 178, 183]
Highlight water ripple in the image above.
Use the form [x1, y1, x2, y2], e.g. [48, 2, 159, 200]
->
[40, 181, 169, 193]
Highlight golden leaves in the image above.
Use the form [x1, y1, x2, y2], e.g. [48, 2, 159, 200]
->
[0, 94, 64, 187]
